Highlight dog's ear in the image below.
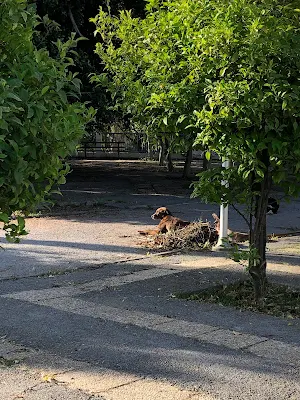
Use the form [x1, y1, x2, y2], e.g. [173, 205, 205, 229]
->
[212, 213, 220, 222]
[212, 213, 220, 235]
[164, 208, 171, 215]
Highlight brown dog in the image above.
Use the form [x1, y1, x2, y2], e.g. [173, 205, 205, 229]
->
[138, 207, 190, 236]
[212, 213, 300, 243]
[212, 213, 249, 243]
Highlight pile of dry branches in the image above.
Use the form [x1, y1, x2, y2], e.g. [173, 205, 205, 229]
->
[140, 221, 218, 251]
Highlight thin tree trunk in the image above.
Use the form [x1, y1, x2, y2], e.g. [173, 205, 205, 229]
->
[249, 214, 267, 303]
[147, 140, 153, 159]
[164, 138, 174, 172]
[249, 164, 271, 303]
[67, 2, 83, 37]
[183, 148, 193, 178]
[166, 151, 174, 172]
[158, 138, 164, 166]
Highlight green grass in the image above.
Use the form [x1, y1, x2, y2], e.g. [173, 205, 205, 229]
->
[176, 280, 300, 319]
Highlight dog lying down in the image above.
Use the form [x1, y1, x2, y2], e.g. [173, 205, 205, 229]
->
[139, 201, 281, 243]
[212, 213, 249, 243]
[213, 197, 280, 243]
[267, 197, 279, 214]
[138, 207, 190, 236]
[139, 207, 249, 242]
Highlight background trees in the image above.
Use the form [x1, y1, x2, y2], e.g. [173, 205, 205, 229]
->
[93, 0, 300, 301]
[34, 0, 146, 131]
[0, 0, 95, 240]
[92, 1, 206, 175]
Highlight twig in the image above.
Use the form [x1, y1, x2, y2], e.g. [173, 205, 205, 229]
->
[231, 204, 251, 230]
[68, 4, 83, 37]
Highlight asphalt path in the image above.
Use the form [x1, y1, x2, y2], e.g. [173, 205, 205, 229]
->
[0, 160, 299, 399]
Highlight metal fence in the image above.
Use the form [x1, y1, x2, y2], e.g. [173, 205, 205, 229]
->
[75, 132, 149, 159]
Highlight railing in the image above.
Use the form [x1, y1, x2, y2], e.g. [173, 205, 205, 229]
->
[77, 141, 126, 159]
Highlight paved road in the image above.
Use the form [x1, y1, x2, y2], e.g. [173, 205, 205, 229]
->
[0, 246, 300, 399]
[0, 160, 299, 399]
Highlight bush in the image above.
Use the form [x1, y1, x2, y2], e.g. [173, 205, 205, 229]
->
[0, 0, 95, 241]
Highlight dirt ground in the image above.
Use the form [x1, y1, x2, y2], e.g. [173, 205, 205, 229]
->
[0, 160, 300, 278]
[0, 159, 211, 280]
[1, 159, 300, 281]
[63, 158, 202, 196]
[52, 159, 300, 232]
[52, 159, 300, 276]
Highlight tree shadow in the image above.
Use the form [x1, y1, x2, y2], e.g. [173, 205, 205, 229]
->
[0, 274, 299, 398]
[0, 247, 299, 397]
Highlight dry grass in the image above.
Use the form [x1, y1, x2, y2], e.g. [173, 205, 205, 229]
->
[140, 221, 218, 251]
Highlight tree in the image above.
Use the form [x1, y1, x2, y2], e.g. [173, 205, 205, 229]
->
[93, 0, 300, 302]
[190, 0, 300, 302]
[91, 2, 205, 175]
[34, 0, 146, 131]
[0, 0, 95, 241]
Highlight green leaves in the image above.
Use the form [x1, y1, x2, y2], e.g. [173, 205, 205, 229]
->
[0, 120, 9, 131]
[93, 0, 300, 208]
[205, 151, 211, 161]
[0, 0, 95, 242]
[7, 92, 22, 102]
[41, 86, 50, 95]
[3, 216, 28, 243]
[0, 213, 9, 224]
[92, 2, 204, 151]
[192, 165, 251, 206]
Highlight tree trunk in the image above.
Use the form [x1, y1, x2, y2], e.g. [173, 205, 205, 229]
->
[163, 138, 174, 172]
[183, 148, 193, 178]
[166, 151, 174, 172]
[67, 1, 83, 37]
[249, 213, 267, 304]
[158, 138, 165, 166]
[248, 165, 271, 304]
[147, 140, 153, 159]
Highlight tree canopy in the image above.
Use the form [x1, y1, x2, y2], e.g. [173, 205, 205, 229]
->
[92, 1, 205, 163]
[190, 0, 300, 301]
[0, 0, 95, 240]
[93, 0, 300, 301]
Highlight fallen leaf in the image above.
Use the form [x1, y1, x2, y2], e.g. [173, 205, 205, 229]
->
[41, 373, 57, 383]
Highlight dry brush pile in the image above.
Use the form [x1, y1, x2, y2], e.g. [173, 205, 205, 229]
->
[140, 221, 218, 251]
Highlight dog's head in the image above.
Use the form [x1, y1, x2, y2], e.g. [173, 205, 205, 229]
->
[212, 213, 220, 234]
[212, 213, 220, 223]
[151, 207, 172, 220]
